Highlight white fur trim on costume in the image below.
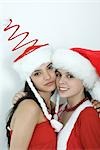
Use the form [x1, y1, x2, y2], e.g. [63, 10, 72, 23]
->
[13, 45, 53, 81]
[57, 100, 92, 150]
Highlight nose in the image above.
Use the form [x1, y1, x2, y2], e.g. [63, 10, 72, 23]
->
[59, 75, 67, 84]
[43, 70, 51, 80]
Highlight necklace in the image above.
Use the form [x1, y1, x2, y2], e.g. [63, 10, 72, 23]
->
[65, 97, 88, 112]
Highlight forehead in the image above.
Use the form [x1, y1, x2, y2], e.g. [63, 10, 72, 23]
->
[34, 62, 51, 71]
[57, 69, 68, 73]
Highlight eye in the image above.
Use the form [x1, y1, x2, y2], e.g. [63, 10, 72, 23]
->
[48, 65, 54, 70]
[33, 72, 41, 76]
[66, 73, 74, 78]
[55, 71, 61, 77]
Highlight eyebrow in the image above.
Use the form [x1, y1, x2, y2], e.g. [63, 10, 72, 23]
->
[47, 63, 52, 67]
[56, 70, 70, 75]
[34, 63, 52, 73]
[34, 70, 41, 73]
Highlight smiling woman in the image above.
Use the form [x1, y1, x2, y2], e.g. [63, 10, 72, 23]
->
[52, 47, 100, 150]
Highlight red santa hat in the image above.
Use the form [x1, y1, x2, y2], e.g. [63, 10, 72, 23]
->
[13, 44, 63, 132]
[52, 47, 100, 101]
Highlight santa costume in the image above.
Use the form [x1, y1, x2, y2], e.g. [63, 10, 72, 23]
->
[8, 44, 63, 150]
[52, 47, 100, 150]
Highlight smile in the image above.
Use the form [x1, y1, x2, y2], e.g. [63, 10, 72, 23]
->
[59, 87, 70, 91]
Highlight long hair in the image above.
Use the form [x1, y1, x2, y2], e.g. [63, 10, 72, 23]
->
[84, 88, 92, 100]
[6, 81, 42, 147]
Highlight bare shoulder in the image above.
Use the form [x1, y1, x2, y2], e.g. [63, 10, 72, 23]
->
[15, 99, 41, 117]
[10, 99, 41, 130]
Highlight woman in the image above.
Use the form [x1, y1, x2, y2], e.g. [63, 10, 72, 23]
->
[6, 44, 62, 150]
[52, 47, 100, 149]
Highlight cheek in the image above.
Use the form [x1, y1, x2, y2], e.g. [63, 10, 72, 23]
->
[71, 81, 84, 92]
[56, 78, 60, 87]
[32, 77, 43, 88]
[51, 71, 56, 79]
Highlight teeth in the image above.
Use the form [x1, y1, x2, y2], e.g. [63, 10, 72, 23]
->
[59, 87, 69, 91]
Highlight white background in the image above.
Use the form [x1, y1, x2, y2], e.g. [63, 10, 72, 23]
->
[0, 0, 100, 149]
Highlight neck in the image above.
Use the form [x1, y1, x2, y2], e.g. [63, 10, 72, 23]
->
[67, 92, 85, 108]
[39, 91, 51, 111]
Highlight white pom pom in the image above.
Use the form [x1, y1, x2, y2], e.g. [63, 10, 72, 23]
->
[50, 119, 63, 132]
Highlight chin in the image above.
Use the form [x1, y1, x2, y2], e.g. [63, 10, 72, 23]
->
[46, 83, 56, 90]
[59, 91, 70, 98]
[59, 94, 67, 98]
[46, 86, 55, 93]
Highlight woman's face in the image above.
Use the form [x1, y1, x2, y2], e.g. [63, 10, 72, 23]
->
[56, 69, 84, 99]
[31, 62, 56, 93]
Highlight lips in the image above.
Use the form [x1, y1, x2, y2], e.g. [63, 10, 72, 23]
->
[59, 87, 70, 91]
[44, 81, 55, 86]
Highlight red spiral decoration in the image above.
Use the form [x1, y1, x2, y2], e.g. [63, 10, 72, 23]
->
[4, 19, 48, 62]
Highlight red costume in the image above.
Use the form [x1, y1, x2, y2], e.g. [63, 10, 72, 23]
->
[57, 100, 100, 150]
[10, 120, 57, 150]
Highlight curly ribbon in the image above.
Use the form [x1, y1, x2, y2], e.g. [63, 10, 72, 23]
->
[4, 19, 48, 62]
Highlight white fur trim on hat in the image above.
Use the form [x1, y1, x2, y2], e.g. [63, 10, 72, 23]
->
[89, 80, 100, 101]
[13, 45, 53, 81]
[52, 48, 100, 101]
